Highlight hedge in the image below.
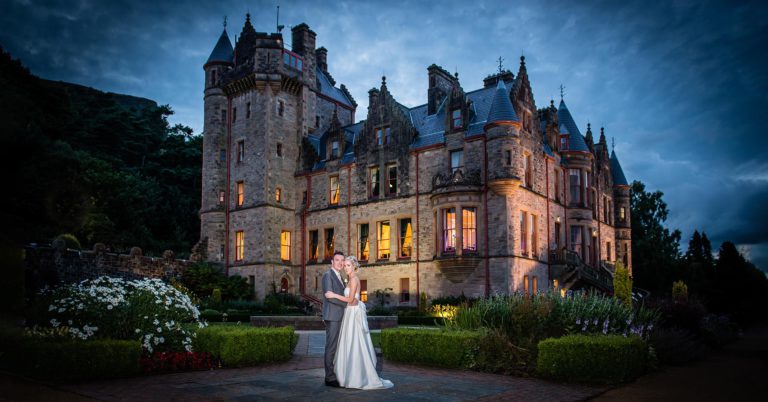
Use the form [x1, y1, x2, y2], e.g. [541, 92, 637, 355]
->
[194, 326, 296, 367]
[1, 338, 142, 381]
[537, 334, 648, 384]
[381, 328, 480, 368]
[397, 316, 446, 326]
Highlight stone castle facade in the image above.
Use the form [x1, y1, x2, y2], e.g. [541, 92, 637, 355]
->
[200, 16, 632, 306]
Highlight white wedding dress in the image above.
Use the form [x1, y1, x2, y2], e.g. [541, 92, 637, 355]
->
[334, 287, 394, 390]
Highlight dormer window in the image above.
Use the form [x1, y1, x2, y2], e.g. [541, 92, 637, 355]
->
[451, 109, 462, 129]
[451, 150, 463, 173]
[376, 126, 391, 146]
[560, 135, 568, 151]
[331, 141, 339, 158]
[282, 50, 304, 71]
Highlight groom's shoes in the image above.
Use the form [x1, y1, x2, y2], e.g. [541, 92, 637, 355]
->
[325, 380, 341, 387]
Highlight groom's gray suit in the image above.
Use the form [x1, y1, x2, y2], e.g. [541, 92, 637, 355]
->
[322, 267, 347, 383]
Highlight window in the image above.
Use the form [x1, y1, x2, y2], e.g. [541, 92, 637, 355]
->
[329, 176, 340, 205]
[219, 149, 226, 162]
[376, 128, 384, 146]
[532, 276, 538, 294]
[280, 231, 291, 261]
[315, 115, 320, 128]
[604, 197, 609, 222]
[237, 140, 244, 162]
[569, 169, 581, 204]
[360, 280, 368, 302]
[554, 221, 561, 249]
[236, 181, 244, 207]
[451, 109, 462, 129]
[560, 135, 568, 150]
[232, 107, 237, 122]
[399, 218, 412, 258]
[275, 187, 282, 202]
[221, 109, 226, 123]
[218, 190, 225, 204]
[620, 207, 626, 221]
[443, 208, 456, 253]
[623, 243, 629, 266]
[277, 143, 283, 157]
[571, 226, 583, 259]
[607, 241, 612, 261]
[378, 221, 391, 260]
[524, 275, 530, 294]
[400, 278, 410, 303]
[450, 150, 463, 173]
[387, 165, 397, 196]
[358, 224, 370, 261]
[282, 50, 303, 70]
[280, 277, 289, 293]
[248, 275, 255, 291]
[246, 102, 251, 119]
[529, 214, 537, 257]
[324, 228, 335, 260]
[331, 141, 339, 158]
[302, 191, 307, 206]
[505, 150, 512, 166]
[554, 169, 561, 202]
[235, 231, 244, 262]
[375, 126, 391, 146]
[462, 208, 477, 253]
[308, 230, 319, 262]
[211, 70, 216, 86]
[524, 154, 532, 187]
[520, 211, 527, 255]
[369, 166, 380, 198]
[385, 127, 392, 144]
[591, 189, 597, 215]
[277, 100, 284, 116]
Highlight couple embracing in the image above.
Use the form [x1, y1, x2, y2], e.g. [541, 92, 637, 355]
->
[321, 251, 394, 390]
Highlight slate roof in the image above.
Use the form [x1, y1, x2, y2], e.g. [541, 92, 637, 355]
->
[558, 100, 589, 152]
[206, 30, 234, 64]
[317, 68, 355, 108]
[486, 80, 519, 125]
[610, 150, 629, 186]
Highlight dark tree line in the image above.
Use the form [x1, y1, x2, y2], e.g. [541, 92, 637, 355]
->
[0, 47, 201, 257]
[630, 181, 768, 323]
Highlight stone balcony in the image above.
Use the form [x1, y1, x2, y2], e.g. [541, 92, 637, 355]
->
[431, 167, 482, 196]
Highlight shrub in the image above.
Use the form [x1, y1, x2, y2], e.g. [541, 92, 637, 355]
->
[397, 316, 446, 326]
[36, 276, 203, 353]
[469, 329, 533, 376]
[54, 233, 81, 250]
[2, 338, 141, 381]
[182, 263, 252, 301]
[647, 328, 707, 365]
[613, 261, 633, 307]
[381, 328, 480, 368]
[194, 326, 295, 366]
[430, 294, 470, 306]
[672, 281, 688, 302]
[537, 334, 647, 384]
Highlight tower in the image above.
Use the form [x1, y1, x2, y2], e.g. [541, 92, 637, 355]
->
[611, 149, 632, 273]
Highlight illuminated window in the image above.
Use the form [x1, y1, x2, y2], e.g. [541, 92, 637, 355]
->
[236, 181, 244, 207]
[235, 230, 244, 261]
[218, 190, 224, 204]
[524, 275, 530, 294]
[443, 208, 456, 254]
[620, 207, 626, 221]
[358, 224, 370, 261]
[324, 228, 335, 260]
[462, 208, 477, 253]
[329, 176, 340, 205]
[532, 276, 538, 294]
[378, 221, 391, 260]
[281, 231, 291, 261]
[451, 109, 462, 129]
[524, 154, 532, 187]
[237, 140, 244, 162]
[450, 150, 463, 173]
[387, 165, 397, 196]
[369, 166, 380, 198]
[400, 278, 410, 302]
[275, 187, 282, 202]
[399, 218, 412, 258]
[331, 141, 339, 158]
[308, 230, 319, 262]
[360, 280, 368, 302]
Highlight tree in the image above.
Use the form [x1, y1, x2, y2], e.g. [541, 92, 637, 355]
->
[630, 181, 682, 295]
[680, 230, 715, 300]
[713, 241, 768, 323]
[613, 261, 633, 307]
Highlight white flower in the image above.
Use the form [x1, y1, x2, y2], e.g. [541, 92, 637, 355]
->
[135, 328, 141, 334]
[50, 318, 60, 328]
[107, 305, 113, 310]
[156, 327, 162, 333]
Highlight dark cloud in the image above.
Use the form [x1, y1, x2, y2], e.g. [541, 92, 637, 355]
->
[2, 0, 767, 271]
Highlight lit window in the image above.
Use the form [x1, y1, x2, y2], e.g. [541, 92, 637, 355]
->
[308, 230, 319, 261]
[324, 228, 335, 259]
[359, 224, 370, 261]
[218, 190, 224, 204]
[329, 176, 340, 205]
[399, 218, 412, 258]
[360, 280, 368, 302]
[378, 221, 391, 260]
[387, 165, 397, 196]
[275, 187, 282, 202]
[237, 181, 244, 207]
[462, 208, 477, 252]
[532, 276, 538, 294]
[370, 166, 380, 198]
[235, 230, 244, 261]
[443, 208, 456, 253]
[451, 109, 462, 129]
[620, 207, 626, 221]
[237, 140, 244, 162]
[524, 275, 530, 294]
[331, 141, 339, 158]
[281, 231, 291, 261]
[451, 150, 463, 173]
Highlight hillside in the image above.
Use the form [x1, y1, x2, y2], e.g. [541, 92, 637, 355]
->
[0, 46, 202, 257]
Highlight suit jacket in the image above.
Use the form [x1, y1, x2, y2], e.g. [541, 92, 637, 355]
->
[322, 268, 347, 321]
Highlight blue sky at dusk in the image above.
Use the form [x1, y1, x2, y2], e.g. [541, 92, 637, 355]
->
[2, 0, 767, 273]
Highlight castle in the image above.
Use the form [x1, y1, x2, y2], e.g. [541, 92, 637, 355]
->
[200, 15, 632, 306]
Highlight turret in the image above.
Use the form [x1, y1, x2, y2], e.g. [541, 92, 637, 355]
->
[485, 79, 523, 194]
[611, 149, 632, 272]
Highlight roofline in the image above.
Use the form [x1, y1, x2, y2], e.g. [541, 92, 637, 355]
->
[315, 91, 356, 112]
[203, 60, 233, 69]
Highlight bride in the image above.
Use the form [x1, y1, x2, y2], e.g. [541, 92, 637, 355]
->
[324, 256, 394, 390]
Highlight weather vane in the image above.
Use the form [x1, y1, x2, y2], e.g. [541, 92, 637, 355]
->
[560, 84, 565, 100]
[497, 56, 504, 74]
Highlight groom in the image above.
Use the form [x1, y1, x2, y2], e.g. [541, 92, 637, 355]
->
[322, 251, 347, 387]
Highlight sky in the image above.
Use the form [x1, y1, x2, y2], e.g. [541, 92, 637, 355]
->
[2, 0, 767, 273]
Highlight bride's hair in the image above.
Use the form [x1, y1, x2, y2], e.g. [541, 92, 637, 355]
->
[345, 256, 360, 272]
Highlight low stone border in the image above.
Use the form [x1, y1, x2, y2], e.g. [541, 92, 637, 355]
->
[250, 315, 398, 330]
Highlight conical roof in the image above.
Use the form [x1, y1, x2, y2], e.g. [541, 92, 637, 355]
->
[558, 100, 589, 152]
[610, 150, 629, 186]
[206, 29, 233, 65]
[486, 80, 519, 125]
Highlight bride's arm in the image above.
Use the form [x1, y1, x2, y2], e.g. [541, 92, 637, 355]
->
[347, 278, 359, 306]
[324, 290, 355, 303]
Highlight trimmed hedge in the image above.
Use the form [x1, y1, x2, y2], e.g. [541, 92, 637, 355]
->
[537, 334, 647, 384]
[194, 326, 296, 367]
[381, 328, 480, 368]
[397, 316, 446, 326]
[2, 338, 142, 381]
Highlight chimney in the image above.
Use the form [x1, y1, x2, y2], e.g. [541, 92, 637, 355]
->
[316, 47, 328, 73]
[291, 23, 316, 56]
